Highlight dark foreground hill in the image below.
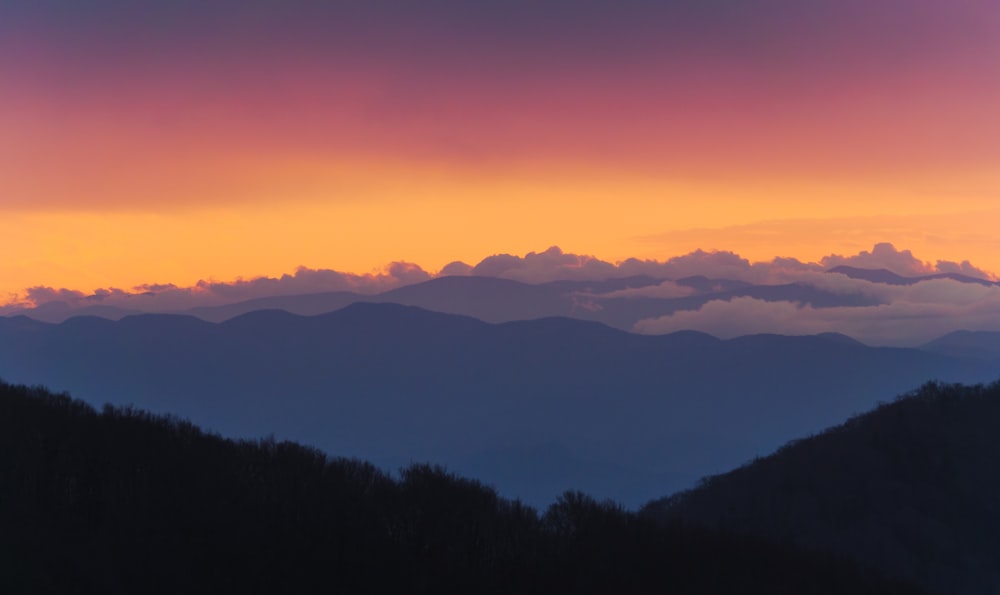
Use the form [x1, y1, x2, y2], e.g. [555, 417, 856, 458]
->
[1, 304, 998, 507]
[643, 381, 1000, 595]
[0, 381, 928, 595]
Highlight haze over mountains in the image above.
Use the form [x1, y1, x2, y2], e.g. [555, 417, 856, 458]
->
[10, 274, 881, 328]
[5, 244, 999, 346]
[3, 303, 998, 508]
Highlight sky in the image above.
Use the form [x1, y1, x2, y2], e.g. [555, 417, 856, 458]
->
[2, 0, 999, 302]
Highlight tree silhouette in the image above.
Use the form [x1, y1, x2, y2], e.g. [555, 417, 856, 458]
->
[0, 379, 928, 594]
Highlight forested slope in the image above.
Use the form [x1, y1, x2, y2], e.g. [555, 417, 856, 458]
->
[0, 380, 924, 594]
[644, 381, 1000, 595]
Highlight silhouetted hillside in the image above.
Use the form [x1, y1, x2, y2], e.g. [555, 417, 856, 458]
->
[0, 380, 929, 594]
[1, 304, 997, 507]
[643, 381, 1000, 595]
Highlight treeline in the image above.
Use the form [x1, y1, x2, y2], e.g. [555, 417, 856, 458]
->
[644, 381, 1000, 595]
[0, 380, 925, 594]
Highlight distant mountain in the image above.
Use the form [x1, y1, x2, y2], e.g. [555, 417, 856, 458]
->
[642, 381, 1000, 595]
[6, 273, 883, 328]
[1, 304, 996, 508]
[0, 380, 928, 594]
[185, 274, 689, 326]
[209, 276, 883, 329]
[920, 330, 1000, 360]
[376, 275, 576, 322]
[674, 275, 753, 293]
[184, 289, 364, 322]
[6, 301, 140, 323]
[203, 276, 879, 330]
[827, 265, 998, 286]
[7, 266, 997, 328]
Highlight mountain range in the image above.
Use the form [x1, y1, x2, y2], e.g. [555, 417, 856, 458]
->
[2, 304, 997, 507]
[0, 269, 908, 326]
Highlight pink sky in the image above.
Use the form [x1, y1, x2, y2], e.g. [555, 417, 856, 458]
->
[1, 1, 998, 298]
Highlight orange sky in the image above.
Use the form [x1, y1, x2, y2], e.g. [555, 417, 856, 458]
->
[2, 1, 999, 299]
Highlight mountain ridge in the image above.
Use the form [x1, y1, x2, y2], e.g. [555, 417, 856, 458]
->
[0, 379, 929, 595]
[2, 302, 996, 507]
[642, 380, 1000, 595]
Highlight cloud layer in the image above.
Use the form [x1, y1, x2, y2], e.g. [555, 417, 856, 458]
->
[3, 263, 432, 313]
[5, 243, 996, 309]
[3, 243, 998, 346]
[634, 279, 1000, 346]
[447, 243, 996, 285]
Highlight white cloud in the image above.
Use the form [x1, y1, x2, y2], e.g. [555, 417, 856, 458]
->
[821, 242, 934, 276]
[634, 280, 1000, 346]
[597, 280, 698, 299]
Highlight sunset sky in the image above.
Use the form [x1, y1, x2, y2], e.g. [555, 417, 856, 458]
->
[2, 0, 999, 301]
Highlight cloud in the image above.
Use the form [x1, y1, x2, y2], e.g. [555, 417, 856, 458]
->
[23, 286, 88, 305]
[634, 279, 1000, 346]
[935, 259, 995, 280]
[653, 213, 1000, 283]
[598, 280, 698, 300]
[4, 244, 996, 331]
[5, 263, 432, 313]
[617, 250, 762, 281]
[185, 262, 431, 306]
[469, 246, 620, 283]
[439, 261, 474, 276]
[465, 247, 817, 286]
[820, 242, 934, 276]
[459, 244, 973, 289]
[819, 243, 998, 281]
[772, 271, 900, 300]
